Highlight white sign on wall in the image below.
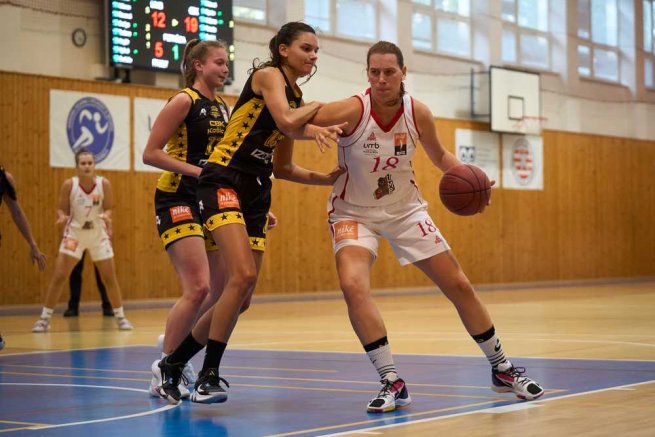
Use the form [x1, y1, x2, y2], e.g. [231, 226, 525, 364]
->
[455, 129, 500, 186]
[133, 97, 168, 173]
[49, 90, 130, 170]
[501, 134, 544, 190]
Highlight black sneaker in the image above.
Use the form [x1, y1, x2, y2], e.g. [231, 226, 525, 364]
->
[63, 308, 79, 317]
[0, 333, 5, 351]
[102, 306, 114, 317]
[154, 356, 188, 405]
[191, 368, 229, 404]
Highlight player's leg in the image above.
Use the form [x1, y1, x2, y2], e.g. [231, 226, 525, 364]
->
[64, 253, 85, 317]
[33, 252, 80, 332]
[335, 244, 411, 413]
[93, 256, 132, 330]
[414, 253, 544, 400]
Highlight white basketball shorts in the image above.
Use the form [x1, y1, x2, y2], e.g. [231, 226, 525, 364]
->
[59, 225, 114, 261]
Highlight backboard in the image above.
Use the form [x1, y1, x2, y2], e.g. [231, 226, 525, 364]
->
[490, 66, 542, 135]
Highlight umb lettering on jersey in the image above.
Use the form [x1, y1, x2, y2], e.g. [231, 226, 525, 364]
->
[334, 220, 358, 242]
[170, 205, 193, 223]
[217, 188, 240, 209]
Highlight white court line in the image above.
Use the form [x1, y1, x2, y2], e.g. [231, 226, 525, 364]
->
[320, 379, 655, 436]
[0, 382, 177, 430]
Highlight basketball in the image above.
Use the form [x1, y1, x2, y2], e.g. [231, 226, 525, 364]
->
[439, 164, 491, 216]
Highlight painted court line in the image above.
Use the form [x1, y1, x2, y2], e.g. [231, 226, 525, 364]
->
[0, 383, 178, 430]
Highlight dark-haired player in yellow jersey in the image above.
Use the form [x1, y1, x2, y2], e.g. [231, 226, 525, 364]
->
[151, 22, 347, 405]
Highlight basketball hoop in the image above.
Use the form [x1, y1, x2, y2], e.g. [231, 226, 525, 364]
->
[511, 116, 548, 135]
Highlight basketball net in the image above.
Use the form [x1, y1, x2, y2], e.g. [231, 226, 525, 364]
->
[511, 116, 548, 135]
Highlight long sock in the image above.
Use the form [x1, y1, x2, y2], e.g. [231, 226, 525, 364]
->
[40, 307, 54, 319]
[472, 325, 508, 370]
[201, 339, 227, 373]
[364, 336, 398, 382]
[113, 307, 125, 319]
[168, 333, 205, 364]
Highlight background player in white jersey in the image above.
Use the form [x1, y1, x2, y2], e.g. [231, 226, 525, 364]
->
[32, 149, 132, 332]
[311, 41, 543, 413]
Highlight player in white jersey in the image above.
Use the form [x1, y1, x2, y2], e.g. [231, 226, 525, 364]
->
[311, 41, 543, 413]
[32, 149, 132, 332]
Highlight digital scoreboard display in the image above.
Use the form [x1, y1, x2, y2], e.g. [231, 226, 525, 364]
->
[107, 0, 234, 78]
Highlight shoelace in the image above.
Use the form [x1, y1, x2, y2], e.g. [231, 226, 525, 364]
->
[376, 379, 396, 398]
[504, 366, 531, 386]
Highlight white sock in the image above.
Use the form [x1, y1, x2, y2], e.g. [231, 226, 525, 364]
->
[40, 307, 54, 319]
[113, 306, 125, 319]
[366, 343, 398, 382]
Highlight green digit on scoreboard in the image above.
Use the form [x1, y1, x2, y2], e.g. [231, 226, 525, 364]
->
[172, 44, 180, 61]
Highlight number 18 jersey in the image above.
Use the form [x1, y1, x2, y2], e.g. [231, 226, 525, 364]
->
[331, 90, 420, 207]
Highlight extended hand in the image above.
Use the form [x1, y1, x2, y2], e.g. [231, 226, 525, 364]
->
[30, 245, 46, 271]
[313, 122, 348, 153]
[325, 166, 346, 185]
[267, 211, 278, 230]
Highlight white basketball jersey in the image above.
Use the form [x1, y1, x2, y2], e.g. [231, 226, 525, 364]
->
[331, 90, 420, 206]
[68, 176, 104, 229]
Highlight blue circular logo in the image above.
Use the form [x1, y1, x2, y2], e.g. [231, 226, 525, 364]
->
[66, 97, 114, 163]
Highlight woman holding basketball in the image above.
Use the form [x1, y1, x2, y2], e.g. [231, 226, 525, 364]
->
[310, 41, 543, 413]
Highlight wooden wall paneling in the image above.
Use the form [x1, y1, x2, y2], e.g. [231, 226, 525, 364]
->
[1, 71, 655, 306]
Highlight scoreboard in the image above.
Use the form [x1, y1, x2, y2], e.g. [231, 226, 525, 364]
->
[107, 0, 234, 78]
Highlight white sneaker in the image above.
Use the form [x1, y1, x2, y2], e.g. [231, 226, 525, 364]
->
[32, 318, 50, 333]
[182, 361, 197, 386]
[148, 359, 190, 400]
[116, 317, 133, 330]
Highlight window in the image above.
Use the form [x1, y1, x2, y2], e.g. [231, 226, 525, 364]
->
[304, 0, 378, 41]
[502, 0, 551, 70]
[577, 0, 619, 81]
[644, 0, 655, 88]
[233, 0, 267, 23]
[411, 0, 471, 58]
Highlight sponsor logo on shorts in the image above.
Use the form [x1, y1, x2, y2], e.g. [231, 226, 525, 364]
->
[334, 220, 358, 242]
[217, 188, 240, 209]
[169, 205, 193, 223]
[394, 133, 407, 156]
[63, 237, 79, 251]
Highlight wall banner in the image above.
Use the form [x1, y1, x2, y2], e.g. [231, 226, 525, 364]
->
[501, 134, 544, 190]
[134, 97, 167, 173]
[49, 90, 130, 170]
[455, 129, 500, 185]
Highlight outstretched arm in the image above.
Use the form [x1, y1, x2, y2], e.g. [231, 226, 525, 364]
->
[413, 100, 460, 173]
[3, 172, 46, 271]
[272, 137, 344, 186]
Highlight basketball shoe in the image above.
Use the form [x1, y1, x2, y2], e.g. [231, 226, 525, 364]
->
[366, 378, 412, 413]
[149, 359, 190, 401]
[32, 318, 50, 333]
[0, 333, 4, 350]
[150, 357, 189, 404]
[155, 334, 197, 386]
[492, 362, 544, 400]
[190, 368, 229, 404]
[116, 317, 133, 330]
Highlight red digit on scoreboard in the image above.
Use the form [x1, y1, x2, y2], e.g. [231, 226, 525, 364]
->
[151, 11, 166, 28]
[184, 16, 198, 33]
[154, 41, 164, 57]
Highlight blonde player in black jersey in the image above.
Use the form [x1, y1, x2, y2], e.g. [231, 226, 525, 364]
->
[151, 22, 347, 405]
[310, 41, 544, 412]
[143, 39, 234, 399]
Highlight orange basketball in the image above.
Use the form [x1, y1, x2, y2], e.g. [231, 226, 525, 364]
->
[439, 164, 491, 216]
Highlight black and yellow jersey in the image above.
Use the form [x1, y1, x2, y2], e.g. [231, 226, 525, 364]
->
[156, 87, 230, 196]
[207, 67, 302, 178]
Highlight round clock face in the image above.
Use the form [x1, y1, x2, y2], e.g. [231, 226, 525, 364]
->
[72, 28, 87, 47]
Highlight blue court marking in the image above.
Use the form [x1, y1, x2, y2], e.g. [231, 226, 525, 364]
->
[1, 347, 654, 436]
